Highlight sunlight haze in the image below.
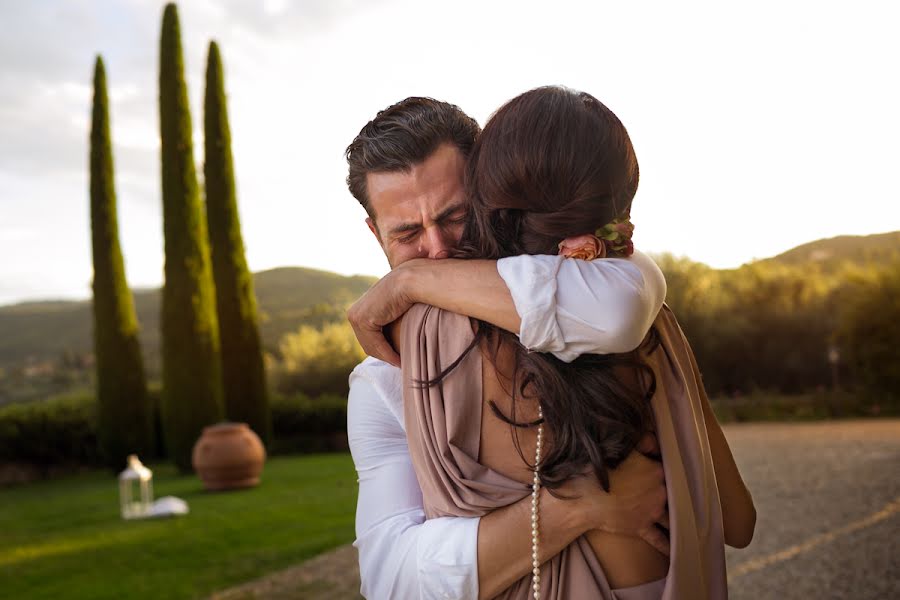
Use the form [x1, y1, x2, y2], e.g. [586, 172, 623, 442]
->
[1, 0, 898, 306]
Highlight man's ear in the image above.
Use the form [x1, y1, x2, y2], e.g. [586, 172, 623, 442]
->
[366, 217, 383, 246]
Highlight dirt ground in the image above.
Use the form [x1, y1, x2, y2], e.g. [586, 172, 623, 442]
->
[208, 543, 362, 600]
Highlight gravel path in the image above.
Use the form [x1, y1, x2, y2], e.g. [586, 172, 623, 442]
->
[210, 419, 900, 599]
[723, 419, 900, 600]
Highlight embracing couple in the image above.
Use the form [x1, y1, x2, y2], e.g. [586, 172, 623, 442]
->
[344, 87, 756, 600]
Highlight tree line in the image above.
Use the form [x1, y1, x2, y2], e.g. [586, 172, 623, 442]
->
[264, 247, 899, 417]
[657, 252, 899, 402]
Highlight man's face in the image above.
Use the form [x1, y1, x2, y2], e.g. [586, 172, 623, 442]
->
[365, 143, 468, 269]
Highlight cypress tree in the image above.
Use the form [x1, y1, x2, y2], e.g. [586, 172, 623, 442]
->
[90, 56, 154, 468]
[159, 3, 224, 471]
[203, 41, 271, 445]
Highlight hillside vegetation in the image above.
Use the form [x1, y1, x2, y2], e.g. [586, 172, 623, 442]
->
[2, 231, 898, 406]
[0, 267, 376, 404]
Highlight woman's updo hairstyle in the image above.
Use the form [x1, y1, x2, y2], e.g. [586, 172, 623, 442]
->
[434, 86, 657, 494]
[458, 86, 640, 260]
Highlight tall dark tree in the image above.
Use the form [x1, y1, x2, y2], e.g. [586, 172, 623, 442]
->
[159, 3, 223, 471]
[203, 41, 271, 445]
[90, 56, 154, 468]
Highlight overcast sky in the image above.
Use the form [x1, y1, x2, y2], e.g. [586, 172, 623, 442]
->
[1, 0, 898, 306]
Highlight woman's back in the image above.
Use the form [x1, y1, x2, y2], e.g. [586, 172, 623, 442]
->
[399, 302, 728, 599]
[478, 339, 670, 589]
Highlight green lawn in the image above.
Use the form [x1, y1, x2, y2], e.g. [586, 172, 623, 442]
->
[0, 453, 358, 599]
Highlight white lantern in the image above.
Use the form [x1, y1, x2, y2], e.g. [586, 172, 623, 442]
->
[119, 454, 154, 520]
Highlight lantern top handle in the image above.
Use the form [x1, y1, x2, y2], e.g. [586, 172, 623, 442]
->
[118, 454, 152, 481]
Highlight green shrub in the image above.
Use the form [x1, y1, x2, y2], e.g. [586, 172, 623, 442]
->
[268, 392, 348, 455]
[273, 321, 365, 397]
[0, 389, 348, 474]
[0, 392, 101, 466]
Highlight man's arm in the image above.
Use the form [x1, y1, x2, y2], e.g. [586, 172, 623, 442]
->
[347, 250, 666, 366]
[348, 369, 479, 599]
[475, 450, 668, 599]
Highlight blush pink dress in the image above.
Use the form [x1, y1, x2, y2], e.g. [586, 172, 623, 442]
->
[400, 303, 728, 599]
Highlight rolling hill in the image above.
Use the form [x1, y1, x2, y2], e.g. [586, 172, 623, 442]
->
[0, 266, 376, 375]
[1, 229, 897, 379]
[762, 231, 900, 272]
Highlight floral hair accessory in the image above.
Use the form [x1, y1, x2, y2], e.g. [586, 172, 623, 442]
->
[596, 216, 635, 258]
[557, 215, 634, 260]
[558, 234, 606, 260]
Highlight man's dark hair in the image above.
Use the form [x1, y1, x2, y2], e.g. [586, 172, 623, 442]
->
[345, 97, 481, 219]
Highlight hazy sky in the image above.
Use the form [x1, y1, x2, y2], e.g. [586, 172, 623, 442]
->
[1, 0, 898, 306]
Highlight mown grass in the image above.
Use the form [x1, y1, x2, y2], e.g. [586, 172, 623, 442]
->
[0, 453, 357, 599]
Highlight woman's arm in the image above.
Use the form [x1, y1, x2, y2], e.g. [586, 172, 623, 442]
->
[347, 250, 666, 365]
[687, 347, 757, 548]
[500, 250, 666, 361]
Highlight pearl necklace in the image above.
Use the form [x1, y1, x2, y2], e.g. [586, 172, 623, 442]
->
[531, 405, 544, 600]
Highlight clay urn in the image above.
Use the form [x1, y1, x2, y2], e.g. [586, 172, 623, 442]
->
[191, 422, 266, 491]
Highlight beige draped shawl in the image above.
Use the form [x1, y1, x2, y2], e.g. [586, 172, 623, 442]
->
[400, 303, 727, 599]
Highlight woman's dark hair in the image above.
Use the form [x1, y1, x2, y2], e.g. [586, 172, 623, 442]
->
[435, 86, 657, 493]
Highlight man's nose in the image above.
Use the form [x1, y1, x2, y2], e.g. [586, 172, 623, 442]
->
[424, 226, 452, 260]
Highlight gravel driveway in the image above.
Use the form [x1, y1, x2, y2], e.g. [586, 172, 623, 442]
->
[211, 419, 900, 599]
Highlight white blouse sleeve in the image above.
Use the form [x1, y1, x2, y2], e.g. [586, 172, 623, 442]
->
[348, 371, 480, 599]
[497, 249, 667, 363]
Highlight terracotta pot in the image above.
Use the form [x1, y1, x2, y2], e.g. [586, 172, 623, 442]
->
[191, 422, 266, 491]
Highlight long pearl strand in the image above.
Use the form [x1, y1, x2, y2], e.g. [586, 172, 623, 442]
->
[531, 404, 544, 600]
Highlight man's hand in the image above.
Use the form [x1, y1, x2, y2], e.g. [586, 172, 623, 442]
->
[347, 266, 416, 367]
[561, 435, 669, 556]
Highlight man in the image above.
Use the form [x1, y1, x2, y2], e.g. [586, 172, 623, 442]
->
[345, 97, 669, 599]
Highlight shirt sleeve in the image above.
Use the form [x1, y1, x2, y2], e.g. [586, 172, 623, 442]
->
[348, 372, 480, 599]
[496, 249, 667, 363]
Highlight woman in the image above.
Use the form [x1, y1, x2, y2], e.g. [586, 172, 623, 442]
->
[390, 86, 756, 599]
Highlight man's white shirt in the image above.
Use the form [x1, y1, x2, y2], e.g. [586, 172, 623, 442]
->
[348, 251, 666, 599]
